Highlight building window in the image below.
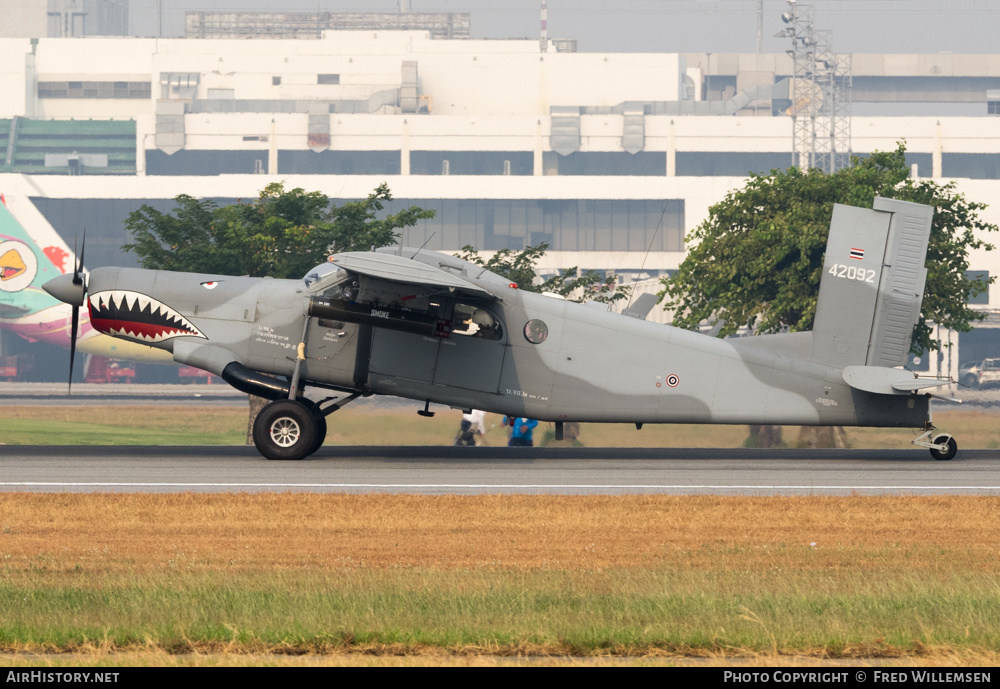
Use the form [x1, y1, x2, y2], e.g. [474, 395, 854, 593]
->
[317, 74, 340, 85]
[942, 154, 1000, 180]
[675, 152, 790, 177]
[555, 152, 667, 176]
[272, 76, 281, 86]
[967, 270, 990, 305]
[146, 150, 269, 176]
[277, 150, 401, 175]
[410, 151, 533, 176]
[988, 90, 1000, 115]
[378, 198, 685, 253]
[38, 81, 151, 99]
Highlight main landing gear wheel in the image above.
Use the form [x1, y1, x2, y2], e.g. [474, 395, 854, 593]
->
[253, 399, 317, 461]
[930, 435, 958, 461]
[310, 405, 328, 455]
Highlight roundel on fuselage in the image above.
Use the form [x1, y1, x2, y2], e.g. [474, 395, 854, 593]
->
[0, 240, 38, 293]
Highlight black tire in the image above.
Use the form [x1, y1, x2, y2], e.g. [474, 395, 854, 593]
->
[311, 411, 328, 454]
[252, 399, 317, 461]
[929, 435, 957, 461]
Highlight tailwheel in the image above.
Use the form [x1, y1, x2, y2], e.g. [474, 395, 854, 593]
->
[252, 399, 317, 461]
[930, 434, 958, 461]
[913, 428, 958, 461]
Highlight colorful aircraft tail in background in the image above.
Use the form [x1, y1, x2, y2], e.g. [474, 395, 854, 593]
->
[0, 194, 170, 363]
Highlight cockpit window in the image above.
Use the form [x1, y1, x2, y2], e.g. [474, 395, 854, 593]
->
[303, 263, 346, 290]
[452, 303, 503, 341]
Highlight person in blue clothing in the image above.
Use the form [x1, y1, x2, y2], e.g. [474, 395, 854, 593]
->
[503, 416, 538, 447]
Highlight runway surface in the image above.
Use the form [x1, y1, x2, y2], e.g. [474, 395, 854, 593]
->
[0, 446, 997, 495]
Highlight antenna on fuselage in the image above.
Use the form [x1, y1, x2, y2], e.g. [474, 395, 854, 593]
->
[624, 201, 668, 311]
[410, 232, 437, 261]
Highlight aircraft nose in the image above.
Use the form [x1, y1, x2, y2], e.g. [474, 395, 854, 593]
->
[43, 273, 86, 306]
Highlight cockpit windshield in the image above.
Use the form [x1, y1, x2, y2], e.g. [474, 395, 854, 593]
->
[302, 262, 347, 291]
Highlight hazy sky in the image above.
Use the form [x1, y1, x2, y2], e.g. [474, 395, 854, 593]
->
[127, 0, 1000, 55]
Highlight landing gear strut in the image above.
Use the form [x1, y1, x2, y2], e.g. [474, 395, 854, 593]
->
[912, 427, 958, 461]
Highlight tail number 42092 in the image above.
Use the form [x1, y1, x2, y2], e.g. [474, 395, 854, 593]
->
[829, 264, 876, 283]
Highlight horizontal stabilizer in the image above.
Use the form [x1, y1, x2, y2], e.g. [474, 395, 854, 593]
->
[843, 365, 951, 395]
[0, 303, 29, 317]
[890, 378, 952, 392]
[622, 293, 658, 320]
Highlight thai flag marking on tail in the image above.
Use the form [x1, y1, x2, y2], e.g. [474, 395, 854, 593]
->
[849, 247, 865, 260]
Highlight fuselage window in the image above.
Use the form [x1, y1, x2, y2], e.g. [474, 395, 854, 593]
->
[523, 319, 548, 344]
[303, 262, 346, 291]
[452, 304, 503, 340]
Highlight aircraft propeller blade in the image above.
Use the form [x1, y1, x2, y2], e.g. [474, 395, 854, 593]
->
[67, 232, 86, 394]
[72, 230, 85, 286]
[69, 303, 79, 394]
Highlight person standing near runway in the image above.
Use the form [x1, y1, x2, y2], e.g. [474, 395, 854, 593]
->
[455, 409, 486, 446]
[504, 416, 538, 447]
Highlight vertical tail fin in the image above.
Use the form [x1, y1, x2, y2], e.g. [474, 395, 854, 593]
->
[0, 195, 74, 316]
[811, 197, 933, 368]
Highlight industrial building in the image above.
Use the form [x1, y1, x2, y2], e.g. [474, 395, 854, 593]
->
[1, 20, 998, 380]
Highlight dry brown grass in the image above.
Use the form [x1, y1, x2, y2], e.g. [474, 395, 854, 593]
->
[1, 650, 997, 667]
[0, 494, 998, 661]
[1, 493, 997, 573]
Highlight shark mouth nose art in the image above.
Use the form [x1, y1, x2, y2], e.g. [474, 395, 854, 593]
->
[88, 290, 206, 342]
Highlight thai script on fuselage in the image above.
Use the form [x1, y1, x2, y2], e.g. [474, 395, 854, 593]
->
[253, 324, 294, 350]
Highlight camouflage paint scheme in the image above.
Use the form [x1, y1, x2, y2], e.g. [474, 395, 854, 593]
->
[44, 197, 955, 459]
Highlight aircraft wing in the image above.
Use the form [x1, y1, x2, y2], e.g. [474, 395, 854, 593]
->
[330, 252, 494, 298]
[0, 302, 29, 317]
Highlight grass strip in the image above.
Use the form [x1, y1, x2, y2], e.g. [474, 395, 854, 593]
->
[2, 406, 1000, 448]
[0, 572, 998, 656]
[0, 494, 997, 657]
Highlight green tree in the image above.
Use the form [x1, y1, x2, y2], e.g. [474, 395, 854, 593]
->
[456, 243, 630, 304]
[123, 182, 435, 279]
[660, 143, 996, 355]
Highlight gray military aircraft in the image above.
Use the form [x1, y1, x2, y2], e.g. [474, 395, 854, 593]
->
[43, 196, 959, 461]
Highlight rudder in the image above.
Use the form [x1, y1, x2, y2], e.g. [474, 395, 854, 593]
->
[866, 197, 933, 367]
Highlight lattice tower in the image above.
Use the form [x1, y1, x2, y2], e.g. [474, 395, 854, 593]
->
[779, 1, 852, 173]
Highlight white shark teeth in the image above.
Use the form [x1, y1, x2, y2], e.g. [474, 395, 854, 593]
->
[88, 289, 207, 342]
